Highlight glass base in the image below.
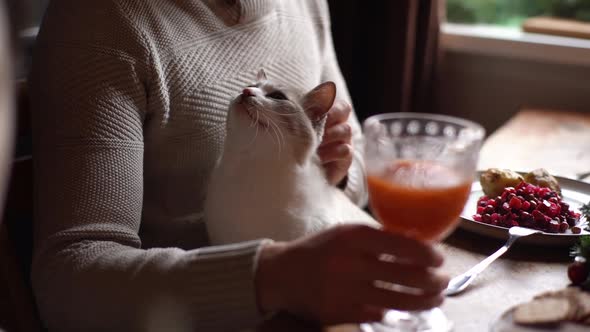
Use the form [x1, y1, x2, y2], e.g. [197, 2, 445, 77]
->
[360, 308, 453, 332]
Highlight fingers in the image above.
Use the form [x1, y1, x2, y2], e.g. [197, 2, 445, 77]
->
[317, 142, 352, 164]
[362, 259, 449, 293]
[347, 225, 444, 268]
[325, 100, 352, 127]
[321, 122, 352, 146]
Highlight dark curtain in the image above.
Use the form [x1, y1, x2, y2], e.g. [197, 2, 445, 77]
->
[328, 0, 443, 122]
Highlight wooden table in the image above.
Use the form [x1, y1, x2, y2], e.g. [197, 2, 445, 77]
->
[258, 109, 590, 332]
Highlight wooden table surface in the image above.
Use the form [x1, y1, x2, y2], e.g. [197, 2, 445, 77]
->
[258, 109, 590, 332]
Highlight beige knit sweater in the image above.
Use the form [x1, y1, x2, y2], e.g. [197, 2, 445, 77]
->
[30, 0, 367, 331]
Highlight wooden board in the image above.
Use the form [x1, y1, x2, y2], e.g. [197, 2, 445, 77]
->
[523, 17, 590, 40]
[478, 109, 590, 183]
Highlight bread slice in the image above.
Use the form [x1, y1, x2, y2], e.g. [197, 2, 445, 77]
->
[514, 297, 571, 325]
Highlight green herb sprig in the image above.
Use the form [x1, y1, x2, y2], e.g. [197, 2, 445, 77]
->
[571, 235, 590, 259]
[581, 201, 590, 218]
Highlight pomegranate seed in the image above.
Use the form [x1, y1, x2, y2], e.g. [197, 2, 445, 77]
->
[539, 200, 551, 213]
[547, 220, 560, 233]
[566, 216, 577, 227]
[477, 206, 485, 214]
[532, 210, 544, 220]
[473, 214, 482, 222]
[520, 211, 533, 222]
[501, 202, 510, 212]
[529, 201, 537, 211]
[521, 201, 531, 211]
[510, 220, 520, 227]
[482, 214, 492, 223]
[484, 205, 495, 214]
[559, 222, 569, 233]
[547, 203, 560, 218]
[509, 197, 522, 210]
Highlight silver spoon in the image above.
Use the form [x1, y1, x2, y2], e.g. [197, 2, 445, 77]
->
[444, 226, 542, 296]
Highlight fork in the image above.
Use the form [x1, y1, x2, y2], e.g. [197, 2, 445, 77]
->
[444, 226, 542, 296]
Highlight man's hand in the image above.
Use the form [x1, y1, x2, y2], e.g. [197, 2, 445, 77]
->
[318, 100, 353, 186]
[255, 225, 449, 325]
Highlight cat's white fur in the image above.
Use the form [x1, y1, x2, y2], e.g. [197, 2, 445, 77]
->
[205, 72, 377, 244]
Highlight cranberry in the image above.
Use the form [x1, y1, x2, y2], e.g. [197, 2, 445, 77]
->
[529, 201, 538, 211]
[560, 202, 570, 211]
[532, 210, 545, 221]
[559, 222, 569, 233]
[501, 202, 510, 212]
[547, 220, 560, 233]
[568, 260, 590, 285]
[520, 211, 533, 223]
[547, 203, 560, 218]
[509, 197, 522, 210]
[522, 201, 531, 211]
[538, 187, 551, 197]
[566, 216, 577, 227]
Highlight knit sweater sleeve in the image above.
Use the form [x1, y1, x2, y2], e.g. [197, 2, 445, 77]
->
[30, 3, 266, 331]
[319, 3, 369, 207]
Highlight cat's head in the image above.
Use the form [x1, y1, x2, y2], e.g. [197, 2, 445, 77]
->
[225, 69, 336, 165]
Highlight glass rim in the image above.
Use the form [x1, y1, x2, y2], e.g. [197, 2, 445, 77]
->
[363, 112, 486, 140]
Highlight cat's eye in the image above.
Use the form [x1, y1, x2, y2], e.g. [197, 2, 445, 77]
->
[266, 91, 288, 101]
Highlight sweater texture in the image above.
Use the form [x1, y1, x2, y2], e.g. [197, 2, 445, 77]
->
[30, 0, 367, 330]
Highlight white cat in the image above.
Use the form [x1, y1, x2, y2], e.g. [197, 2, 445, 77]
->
[205, 70, 377, 244]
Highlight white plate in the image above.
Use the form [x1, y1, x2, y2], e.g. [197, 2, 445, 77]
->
[459, 173, 590, 247]
[491, 307, 588, 332]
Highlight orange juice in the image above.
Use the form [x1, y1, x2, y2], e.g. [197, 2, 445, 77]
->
[367, 160, 472, 241]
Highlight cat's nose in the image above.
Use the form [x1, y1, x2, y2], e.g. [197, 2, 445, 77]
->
[242, 88, 256, 97]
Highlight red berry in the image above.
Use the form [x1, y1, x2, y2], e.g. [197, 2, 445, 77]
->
[473, 214, 482, 222]
[522, 201, 531, 211]
[509, 197, 522, 210]
[559, 222, 569, 233]
[548, 203, 561, 218]
[477, 206, 485, 214]
[547, 220, 560, 233]
[568, 261, 590, 285]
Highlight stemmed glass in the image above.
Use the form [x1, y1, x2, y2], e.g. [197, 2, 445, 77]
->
[361, 113, 485, 332]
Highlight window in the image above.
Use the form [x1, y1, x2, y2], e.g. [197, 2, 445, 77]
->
[442, 0, 590, 67]
[447, 0, 590, 27]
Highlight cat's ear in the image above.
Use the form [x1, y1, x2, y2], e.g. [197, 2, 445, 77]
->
[257, 68, 268, 82]
[302, 81, 337, 121]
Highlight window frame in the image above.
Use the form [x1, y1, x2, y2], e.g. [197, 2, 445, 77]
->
[441, 22, 590, 67]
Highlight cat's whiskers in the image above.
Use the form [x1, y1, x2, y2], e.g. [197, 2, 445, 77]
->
[268, 117, 286, 155]
[258, 112, 284, 156]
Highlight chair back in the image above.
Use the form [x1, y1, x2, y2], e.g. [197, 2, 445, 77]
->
[0, 80, 43, 332]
